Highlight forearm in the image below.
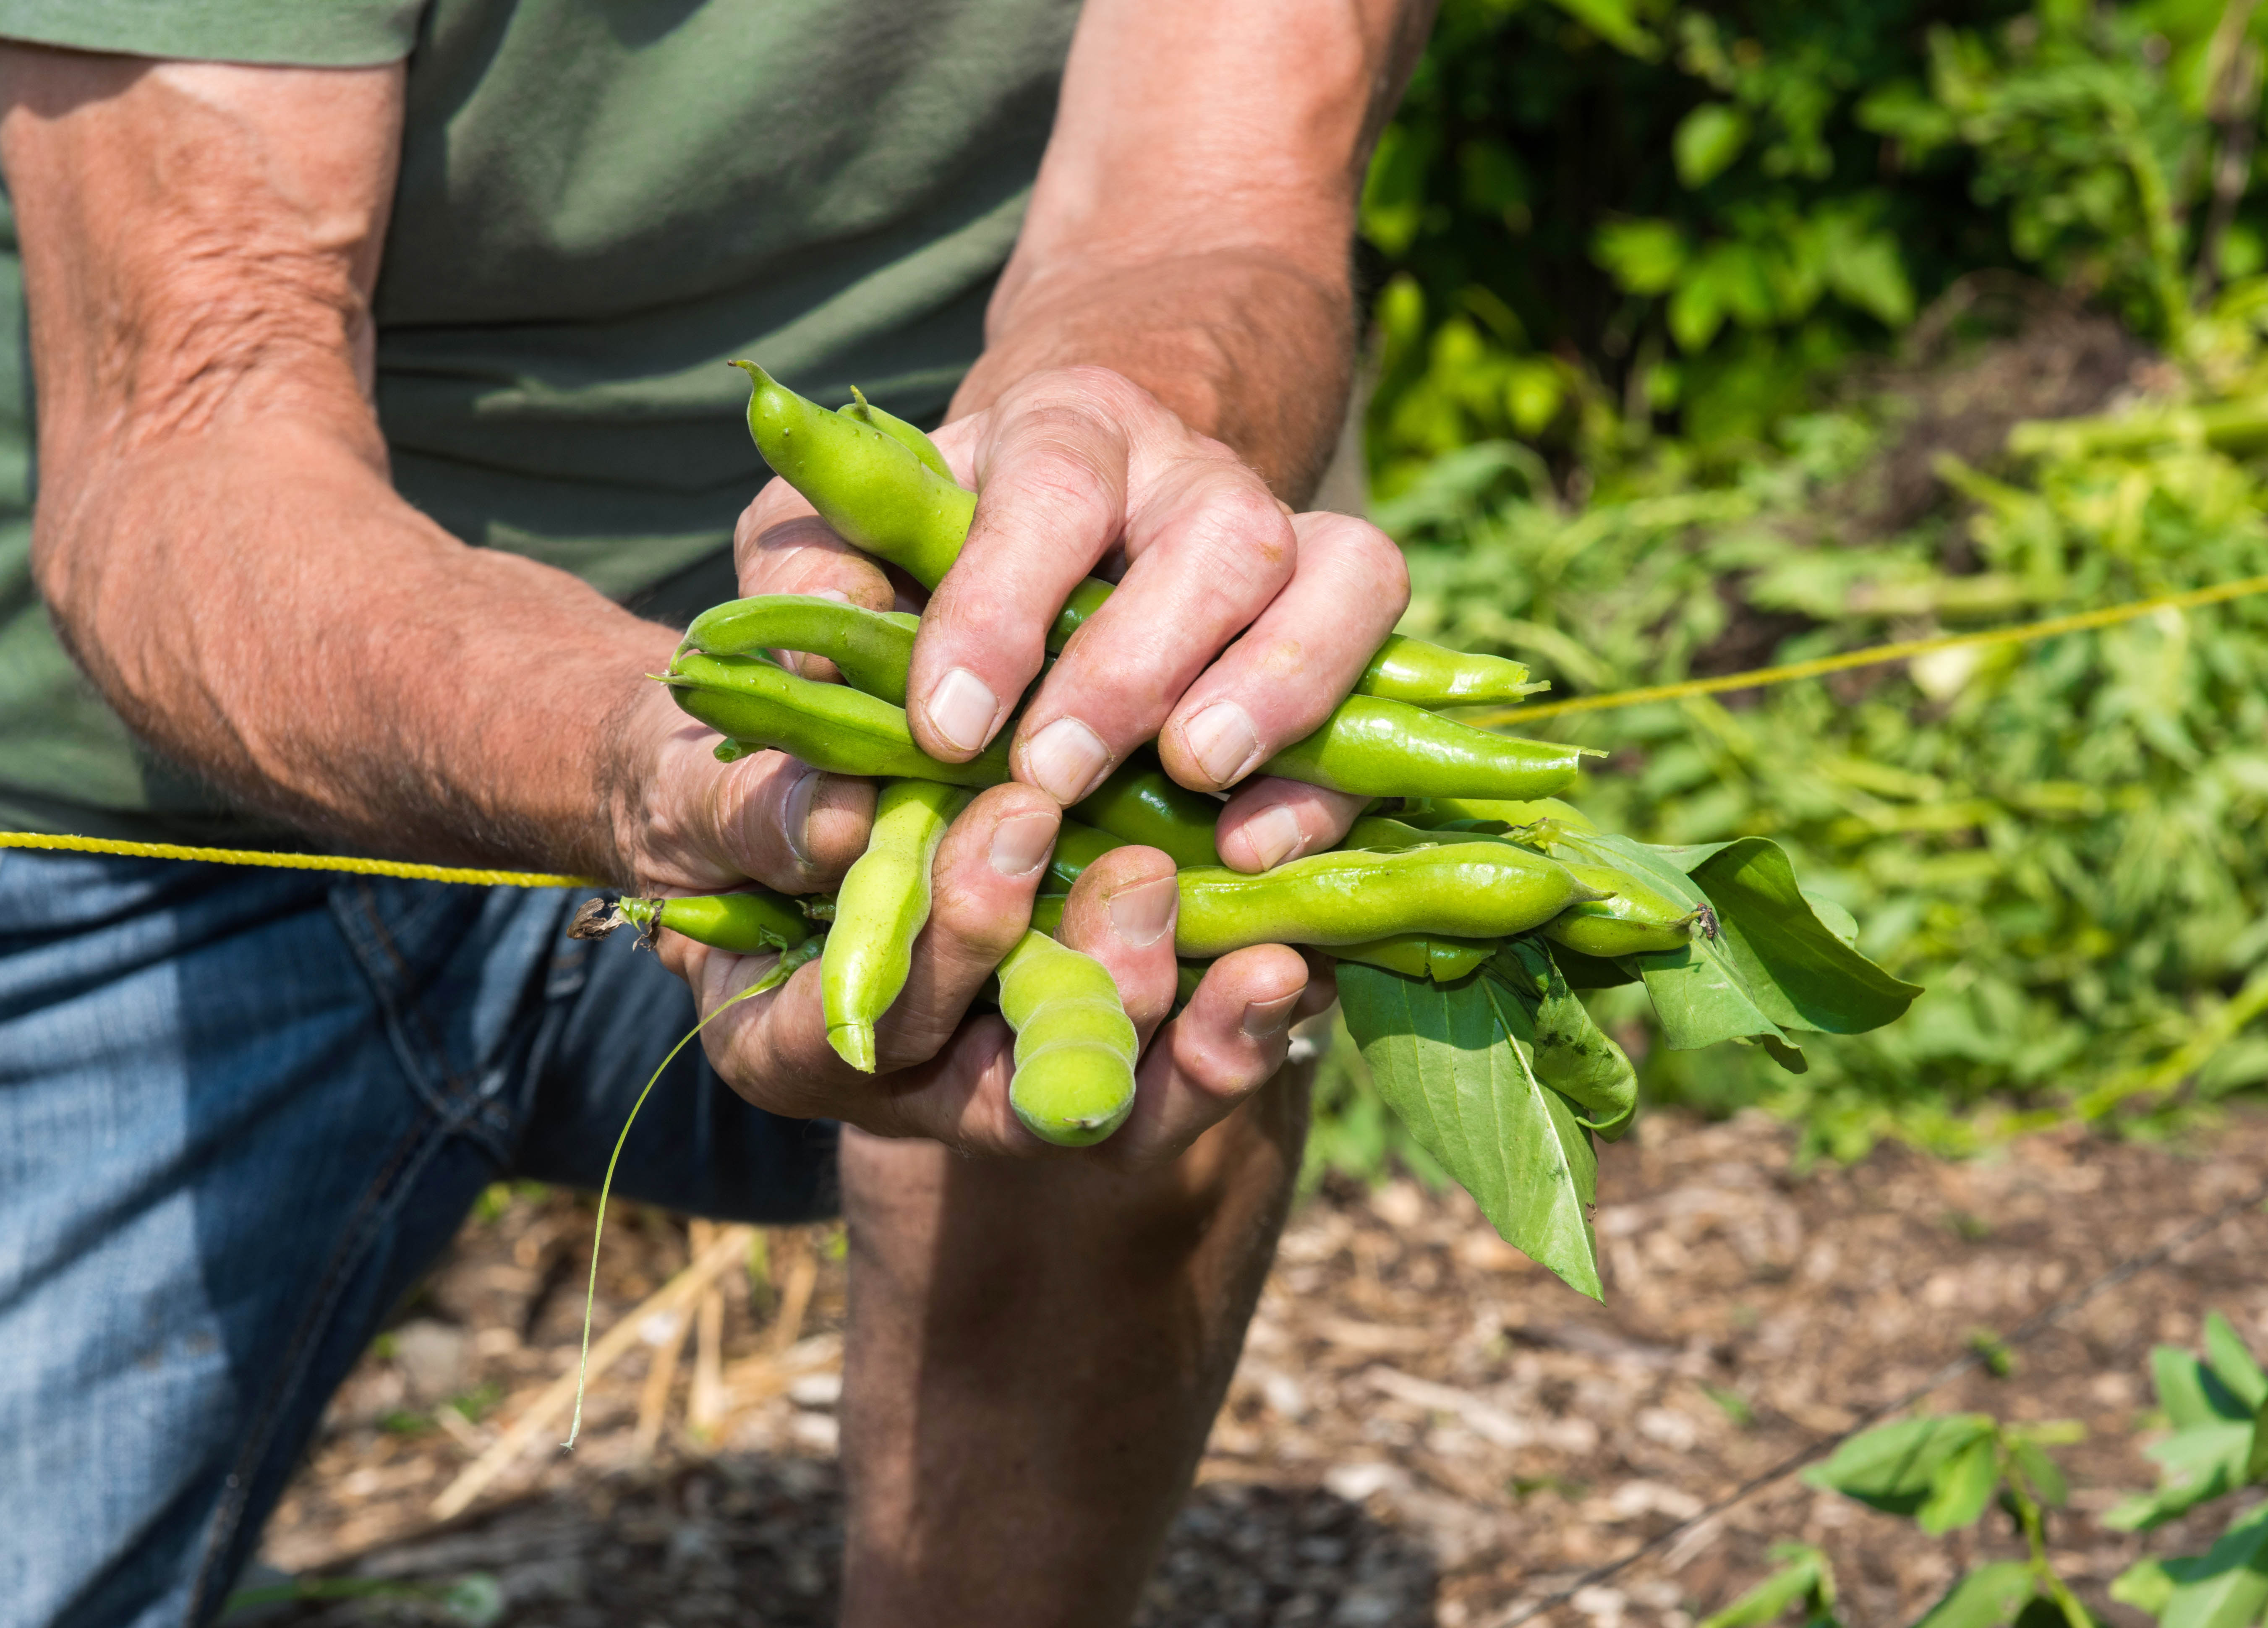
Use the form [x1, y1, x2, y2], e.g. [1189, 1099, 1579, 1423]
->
[839, 1067, 1310, 1626]
[952, 0, 1437, 503]
[36, 418, 675, 878]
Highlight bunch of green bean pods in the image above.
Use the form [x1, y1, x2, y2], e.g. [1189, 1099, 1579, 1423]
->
[610, 364, 1749, 1151]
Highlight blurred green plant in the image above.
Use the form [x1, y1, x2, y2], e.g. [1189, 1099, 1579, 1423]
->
[1298, 0, 2268, 1178]
[1694, 1314, 2268, 1628]
[1377, 334, 2268, 1155]
[1363, 0, 2268, 492]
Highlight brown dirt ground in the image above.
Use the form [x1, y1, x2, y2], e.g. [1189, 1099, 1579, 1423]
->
[245, 1104, 2268, 1628]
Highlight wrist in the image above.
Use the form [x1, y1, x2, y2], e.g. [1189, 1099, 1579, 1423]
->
[957, 251, 1355, 502]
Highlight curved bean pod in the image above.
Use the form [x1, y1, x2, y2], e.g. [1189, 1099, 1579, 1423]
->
[841, 386, 955, 482]
[1401, 796, 1596, 832]
[737, 360, 975, 590]
[996, 929, 1139, 1146]
[1540, 861, 1702, 958]
[822, 779, 971, 1072]
[1260, 697, 1594, 801]
[1330, 933, 1500, 981]
[1046, 817, 1129, 891]
[1071, 755, 1223, 869]
[1175, 842, 1602, 958]
[682, 595, 919, 705]
[571, 887, 816, 955]
[1357, 638, 1542, 709]
[665, 651, 1012, 786]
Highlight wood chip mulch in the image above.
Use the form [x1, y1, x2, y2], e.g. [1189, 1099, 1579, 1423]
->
[245, 1105, 2268, 1628]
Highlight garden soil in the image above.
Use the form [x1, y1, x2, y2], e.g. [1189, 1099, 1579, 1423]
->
[247, 1104, 2268, 1628]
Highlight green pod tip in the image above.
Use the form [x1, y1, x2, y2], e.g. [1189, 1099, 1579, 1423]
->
[829, 1021, 878, 1074]
[1009, 1041, 1139, 1146]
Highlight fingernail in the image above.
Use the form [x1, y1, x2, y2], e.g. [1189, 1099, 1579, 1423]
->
[925, 667, 1001, 754]
[1108, 875, 1176, 947]
[1024, 716, 1112, 804]
[990, 812, 1059, 877]
[1245, 804, 1304, 871]
[1182, 701, 1262, 788]
[813, 587, 851, 603]
[782, 768, 819, 866]
[1241, 992, 1301, 1039]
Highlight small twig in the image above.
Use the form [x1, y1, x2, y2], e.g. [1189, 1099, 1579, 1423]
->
[631, 1306, 691, 1462]
[690, 1289, 727, 1434]
[766, 1231, 820, 1356]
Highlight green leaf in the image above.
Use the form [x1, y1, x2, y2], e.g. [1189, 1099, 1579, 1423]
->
[2155, 1501, 2268, 1628]
[2009, 1438, 2069, 1508]
[1594, 219, 1689, 296]
[1515, 939, 1638, 1140]
[1338, 960, 1602, 1298]
[1675, 104, 1751, 188]
[1700, 1546, 1828, 1628]
[1556, 833, 1920, 1050]
[1683, 838, 1925, 1033]
[1908, 1563, 2036, 1628]
[2246, 1405, 2268, 1487]
[1549, 834, 1793, 1051]
[1540, 0, 1660, 59]
[2157, 1345, 2255, 1429]
[1805, 1415, 1996, 1515]
[2111, 1560, 2175, 1615]
[2205, 1313, 2268, 1411]
[2106, 1420, 2255, 1529]
[1821, 225, 1915, 327]
[1917, 1434, 2002, 1533]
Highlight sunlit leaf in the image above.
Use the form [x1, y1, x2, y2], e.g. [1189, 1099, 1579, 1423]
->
[1338, 960, 1602, 1297]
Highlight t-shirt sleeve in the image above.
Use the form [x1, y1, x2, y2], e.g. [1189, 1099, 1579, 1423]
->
[0, 0, 426, 68]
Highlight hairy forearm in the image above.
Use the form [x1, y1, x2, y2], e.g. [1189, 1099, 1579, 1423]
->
[35, 419, 675, 877]
[954, 248, 1356, 506]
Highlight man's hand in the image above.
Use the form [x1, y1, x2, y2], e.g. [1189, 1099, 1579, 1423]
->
[732, 431, 1411, 873]
[656, 785, 1331, 1164]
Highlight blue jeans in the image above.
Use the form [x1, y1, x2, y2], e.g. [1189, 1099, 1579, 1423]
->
[0, 851, 838, 1628]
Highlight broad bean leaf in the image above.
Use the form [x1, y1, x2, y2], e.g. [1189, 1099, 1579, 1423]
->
[2107, 1420, 2255, 1530]
[2008, 1438, 2069, 1509]
[1804, 1415, 1996, 1515]
[1907, 1564, 2035, 1628]
[1338, 957, 1602, 1298]
[1503, 939, 1637, 1140]
[2144, 1500, 2268, 1628]
[1550, 832, 1799, 1054]
[2206, 1311, 2268, 1411]
[1697, 1545, 1832, 1628]
[1916, 1433, 2002, 1534]
[1577, 833, 1922, 1046]
[2108, 1336, 2265, 1529]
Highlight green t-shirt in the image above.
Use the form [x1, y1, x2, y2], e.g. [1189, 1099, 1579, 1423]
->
[0, 0, 1077, 843]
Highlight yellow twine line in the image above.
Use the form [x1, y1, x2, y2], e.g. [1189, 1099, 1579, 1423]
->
[1468, 571, 2268, 727]
[7, 572, 2267, 885]
[0, 831, 589, 889]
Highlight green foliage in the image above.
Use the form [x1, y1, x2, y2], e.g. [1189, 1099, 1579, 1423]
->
[1337, 942, 1628, 1296]
[1377, 326, 2268, 1148]
[1698, 1543, 1841, 1628]
[1723, 1315, 2268, 1628]
[1362, 0, 2268, 486]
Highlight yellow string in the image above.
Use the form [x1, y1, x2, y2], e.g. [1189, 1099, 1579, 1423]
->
[8, 572, 2268, 883]
[0, 831, 589, 889]
[1465, 571, 2268, 728]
